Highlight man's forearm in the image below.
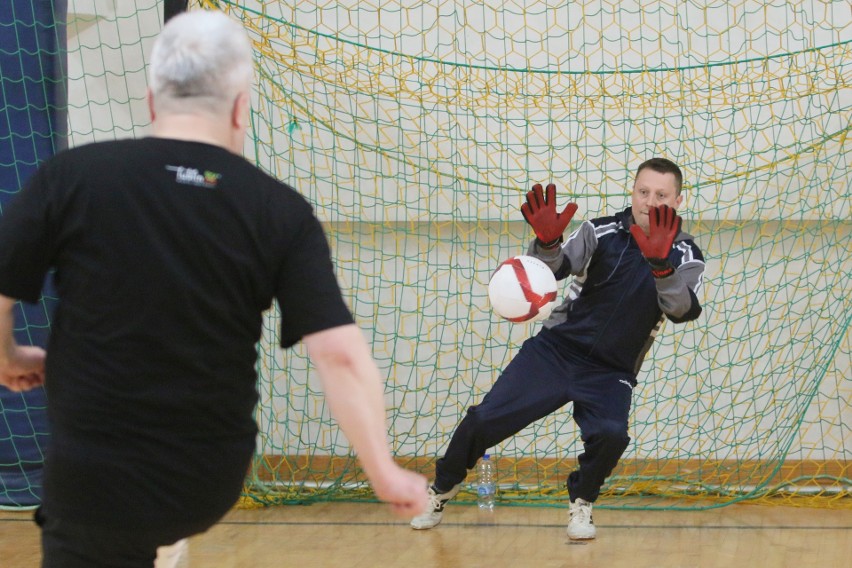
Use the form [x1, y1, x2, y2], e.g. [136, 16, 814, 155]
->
[529, 220, 598, 278]
[0, 294, 18, 366]
[655, 261, 704, 322]
[304, 324, 397, 482]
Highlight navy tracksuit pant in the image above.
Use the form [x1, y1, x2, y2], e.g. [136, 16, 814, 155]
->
[434, 329, 633, 502]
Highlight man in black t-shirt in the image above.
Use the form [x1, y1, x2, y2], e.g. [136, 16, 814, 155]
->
[0, 10, 426, 567]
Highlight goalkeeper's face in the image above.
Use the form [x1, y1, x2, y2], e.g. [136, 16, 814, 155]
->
[630, 169, 683, 234]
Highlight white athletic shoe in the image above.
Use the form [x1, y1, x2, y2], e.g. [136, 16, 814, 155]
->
[410, 484, 461, 530]
[567, 498, 596, 540]
[154, 538, 188, 568]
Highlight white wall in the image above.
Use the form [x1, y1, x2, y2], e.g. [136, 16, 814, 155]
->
[66, 0, 159, 143]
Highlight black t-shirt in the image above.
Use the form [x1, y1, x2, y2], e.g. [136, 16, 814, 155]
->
[0, 138, 354, 528]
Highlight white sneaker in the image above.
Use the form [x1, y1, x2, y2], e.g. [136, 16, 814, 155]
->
[567, 498, 596, 540]
[154, 538, 188, 568]
[410, 484, 461, 530]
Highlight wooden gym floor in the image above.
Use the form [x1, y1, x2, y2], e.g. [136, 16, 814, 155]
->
[2, 501, 850, 567]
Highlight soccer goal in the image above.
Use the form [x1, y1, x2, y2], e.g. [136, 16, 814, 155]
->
[233, 0, 851, 509]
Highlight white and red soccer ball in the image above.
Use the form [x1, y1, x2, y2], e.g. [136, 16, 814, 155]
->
[488, 255, 558, 323]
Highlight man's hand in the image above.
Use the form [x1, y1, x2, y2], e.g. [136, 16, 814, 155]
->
[370, 463, 430, 519]
[630, 204, 682, 278]
[520, 183, 579, 249]
[0, 345, 47, 392]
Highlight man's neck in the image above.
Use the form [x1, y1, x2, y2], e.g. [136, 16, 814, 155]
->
[150, 115, 235, 152]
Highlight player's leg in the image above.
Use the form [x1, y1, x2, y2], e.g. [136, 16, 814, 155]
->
[565, 369, 633, 540]
[39, 515, 157, 567]
[38, 507, 204, 567]
[412, 335, 573, 529]
[435, 335, 574, 489]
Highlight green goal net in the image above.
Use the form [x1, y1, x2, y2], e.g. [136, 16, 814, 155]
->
[230, 0, 851, 509]
[2, 0, 849, 511]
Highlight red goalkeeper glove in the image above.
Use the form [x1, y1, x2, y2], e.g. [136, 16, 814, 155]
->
[520, 183, 578, 249]
[629, 204, 682, 278]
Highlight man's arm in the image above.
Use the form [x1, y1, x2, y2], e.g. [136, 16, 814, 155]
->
[302, 323, 428, 518]
[529, 220, 597, 279]
[654, 256, 704, 322]
[0, 294, 46, 392]
[521, 182, 592, 279]
[629, 205, 704, 323]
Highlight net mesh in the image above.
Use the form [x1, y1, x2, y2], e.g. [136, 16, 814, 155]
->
[2, 0, 849, 510]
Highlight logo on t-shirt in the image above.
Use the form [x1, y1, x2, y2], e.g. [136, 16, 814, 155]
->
[166, 165, 222, 189]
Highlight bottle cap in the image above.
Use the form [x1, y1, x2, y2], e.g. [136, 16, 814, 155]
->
[483, 454, 490, 460]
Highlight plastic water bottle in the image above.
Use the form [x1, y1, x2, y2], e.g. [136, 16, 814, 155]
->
[477, 454, 496, 511]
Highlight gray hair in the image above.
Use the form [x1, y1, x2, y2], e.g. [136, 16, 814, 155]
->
[148, 10, 253, 115]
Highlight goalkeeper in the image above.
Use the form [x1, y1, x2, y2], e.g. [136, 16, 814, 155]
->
[0, 10, 426, 567]
[411, 158, 705, 540]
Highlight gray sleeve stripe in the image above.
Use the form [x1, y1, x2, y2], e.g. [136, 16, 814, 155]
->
[675, 241, 695, 263]
[594, 222, 619, 238]
[561, 221, 599, 277]
[676, 260, 705, 295]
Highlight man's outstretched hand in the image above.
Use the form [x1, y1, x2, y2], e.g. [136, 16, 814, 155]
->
[520, 183, 578, 249]
[630, 204, 682, 278]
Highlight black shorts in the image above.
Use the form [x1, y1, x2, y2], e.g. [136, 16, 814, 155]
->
[35, 507, 216, 568]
